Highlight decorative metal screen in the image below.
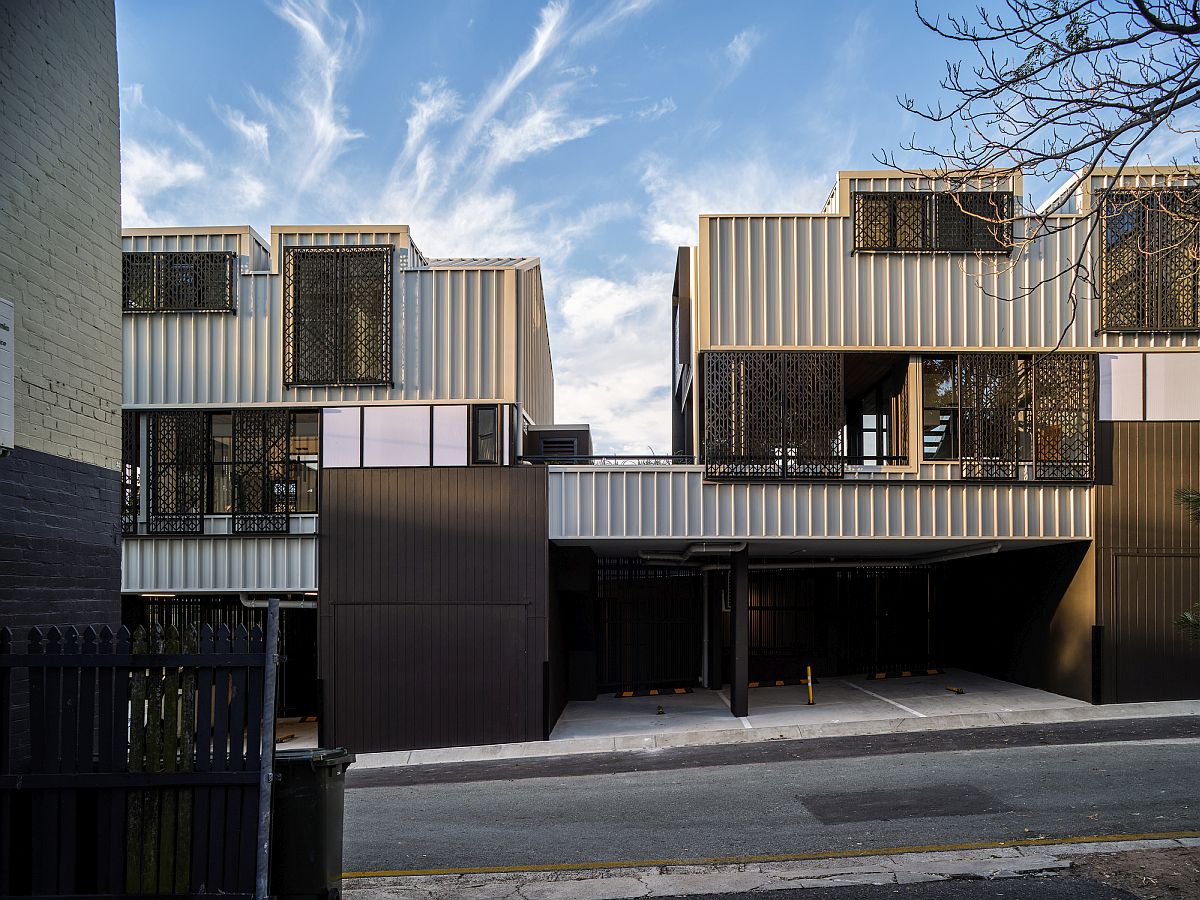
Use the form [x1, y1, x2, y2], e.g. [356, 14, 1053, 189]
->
[958, 353, 1025, 480]
[122, 251, 237, 312]
[853, 191, 1013, 252]
[147, 410, 208, 533]
[231, 409, 292, 533]
[934, 192, 1013, 252]
[121, 411, 139, 534]
[1033, 353, 1097, 481]
[703, 351, 844, 480]
[1101, 188, 1200, 331]
[283, 245, 393, 386]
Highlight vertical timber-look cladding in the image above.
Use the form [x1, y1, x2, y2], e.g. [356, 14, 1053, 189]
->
[1096, 421, 1200, 702]
[319, 467, 549, 752]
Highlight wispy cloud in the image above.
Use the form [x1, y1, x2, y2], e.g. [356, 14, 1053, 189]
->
[569, 0, 658, 47]
[637, 97, 677, 121]
[121, 142, 206, 224]
[267, 0, 365, 192]
[724, 27, 761, 77]
[215, 104, 270, 160]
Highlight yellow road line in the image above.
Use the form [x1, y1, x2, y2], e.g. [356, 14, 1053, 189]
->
[342, 829, 1200, 879]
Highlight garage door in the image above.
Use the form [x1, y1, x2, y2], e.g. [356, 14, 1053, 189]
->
[1113, 554, 1200, 702]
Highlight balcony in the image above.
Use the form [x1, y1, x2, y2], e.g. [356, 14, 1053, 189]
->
[547, 465, 1091, 548]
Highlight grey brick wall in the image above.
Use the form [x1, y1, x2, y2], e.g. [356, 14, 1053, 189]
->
[0, 0, 122, 633]
[0, 0, 123, 471]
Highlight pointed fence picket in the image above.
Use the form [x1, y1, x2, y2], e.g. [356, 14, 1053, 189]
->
[0, 614, 275, 899]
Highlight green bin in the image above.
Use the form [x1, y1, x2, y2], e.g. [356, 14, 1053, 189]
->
[270, 747, 356, 900]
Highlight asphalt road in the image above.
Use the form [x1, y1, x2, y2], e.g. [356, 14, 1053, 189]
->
[342, 719, 1200, 875]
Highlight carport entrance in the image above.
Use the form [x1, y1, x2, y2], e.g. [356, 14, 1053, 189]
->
[589, 558, 937, 699]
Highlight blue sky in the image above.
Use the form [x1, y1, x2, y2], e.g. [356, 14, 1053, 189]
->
[114, 1, 992, 452]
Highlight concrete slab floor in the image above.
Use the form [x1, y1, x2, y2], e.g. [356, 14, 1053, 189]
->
[549, 669, 1088, 741]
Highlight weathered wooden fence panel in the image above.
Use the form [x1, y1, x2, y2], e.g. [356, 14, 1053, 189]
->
[0, 619, 273, 899]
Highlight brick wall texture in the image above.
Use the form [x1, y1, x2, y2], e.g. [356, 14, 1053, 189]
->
[0, 0, 123, 471]
[0, 0, 123, 631]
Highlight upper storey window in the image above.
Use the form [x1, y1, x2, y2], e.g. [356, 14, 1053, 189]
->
[1101, 189, 1200, 332]
[284, 245, 393, 386]
[852, 191, 1013, 253]
[122, 251, 237, 312]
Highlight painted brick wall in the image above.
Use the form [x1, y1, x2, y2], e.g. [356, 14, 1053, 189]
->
[0, 0, 122, 642]
[0, 0, 123, 471]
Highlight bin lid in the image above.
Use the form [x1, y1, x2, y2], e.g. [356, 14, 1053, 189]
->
[274, 747, 356, 767]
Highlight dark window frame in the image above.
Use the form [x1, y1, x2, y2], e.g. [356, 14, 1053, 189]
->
[283, 245, 394, 387]
[853, 191, 1013, 254]
[122, 251, 237, 312]
[471, 404, 501, 465]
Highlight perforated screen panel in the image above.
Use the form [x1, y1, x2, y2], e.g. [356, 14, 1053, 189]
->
[283, 245, 393, 386]
[959, 353, 1025, 481]
[853, 192, 1012, 252]
[147, 410, 208, 534]
[1034, 353, 1097, 481]
[703, 350, 845, 480]
[122, 251, 237, 312]
[1102, 189, 1200, 332]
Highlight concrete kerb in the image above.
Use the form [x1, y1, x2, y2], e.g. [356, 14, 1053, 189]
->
[351, 699, 1200, 770]
[340, 836, 1200, 899]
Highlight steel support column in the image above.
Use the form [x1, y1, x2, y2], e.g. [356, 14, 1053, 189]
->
[731, 546, 749, 718]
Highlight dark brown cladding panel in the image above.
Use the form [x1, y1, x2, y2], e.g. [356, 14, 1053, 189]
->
[1096, 421, 1200, 702]
[319, 466, 549, 752]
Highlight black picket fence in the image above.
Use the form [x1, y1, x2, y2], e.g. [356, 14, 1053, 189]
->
[0, 621, 275, 898]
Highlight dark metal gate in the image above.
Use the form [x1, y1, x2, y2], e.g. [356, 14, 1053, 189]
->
[0, 622, 275, 898]
[596, 560, 704, 693]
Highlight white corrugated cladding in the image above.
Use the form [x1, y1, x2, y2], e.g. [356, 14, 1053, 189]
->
[121, 535, 317, 592]
[547, 466, 1091, 541]
[123, 251, 519, 406]
[700, 173, 1200, 351]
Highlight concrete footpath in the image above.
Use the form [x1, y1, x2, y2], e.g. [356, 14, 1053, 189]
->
[352, 695, 1200, 770]
[341, 835, 1200, 899]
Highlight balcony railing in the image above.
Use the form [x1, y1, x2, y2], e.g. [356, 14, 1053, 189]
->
[522, 454, 696, 467]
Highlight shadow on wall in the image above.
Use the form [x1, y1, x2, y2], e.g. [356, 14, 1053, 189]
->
[935, 541, 1095, 702]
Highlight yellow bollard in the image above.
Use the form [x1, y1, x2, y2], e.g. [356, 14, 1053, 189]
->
[807, 665, 814, 705]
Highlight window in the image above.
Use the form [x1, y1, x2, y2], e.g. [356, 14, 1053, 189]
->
[321, 407, 362, 468]
[122, 251, 237, 312]
[290, 411, 320, 512]
[1101, 188, 1200, 332]
[922, 354, 1092, 480]
[472, 405, 500, 465]
[362, 406, 429, 467]
[284, 245, 393, 386]
[432, 406, 469, 466]
[844, 354, 909, 466]
[121, 411, 140, 534]
[921, 357, 959, 460]
[229, 409, 292, 533]
[853, 192, 1012, 252]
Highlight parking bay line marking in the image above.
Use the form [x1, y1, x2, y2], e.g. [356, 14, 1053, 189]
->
[342, 829, 1200, 878]
[841, 679, 927, 717]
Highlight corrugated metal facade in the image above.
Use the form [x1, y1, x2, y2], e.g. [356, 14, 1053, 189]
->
[698, 170, 1200, 351]
[547, 466, 1091, 542]
[1096, 421, 1200, 702]
[699, 212, 1200, 351]
[122, 229, 554, 419]
[318, 466, 549, 752]
[520, 262, 554, 424]
[121, 534, 317, 593]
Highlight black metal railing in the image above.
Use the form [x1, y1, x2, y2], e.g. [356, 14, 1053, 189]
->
[521, 454, 697, 466]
